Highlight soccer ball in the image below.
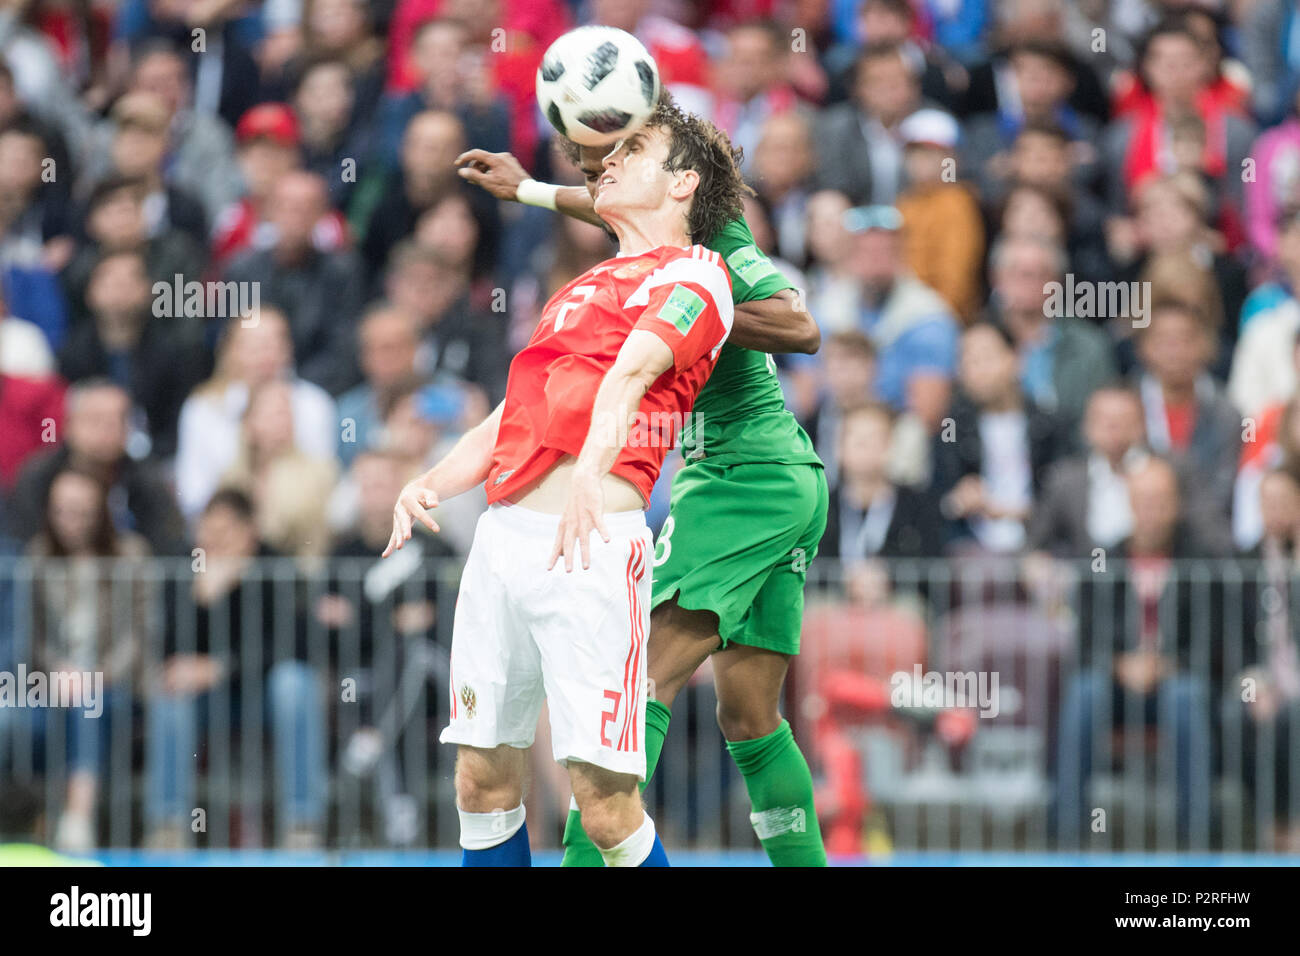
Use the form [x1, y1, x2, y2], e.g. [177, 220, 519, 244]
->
[536, 26, 661, 148]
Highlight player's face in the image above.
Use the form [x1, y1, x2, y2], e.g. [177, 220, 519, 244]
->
[592, 127, 675, 219]
[578, 145, 605, 201]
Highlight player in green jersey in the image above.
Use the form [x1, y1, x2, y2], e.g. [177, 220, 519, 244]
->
[456, 108, 829, 867]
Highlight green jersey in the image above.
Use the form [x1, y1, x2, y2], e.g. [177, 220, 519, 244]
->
[680, 217, 822, 468]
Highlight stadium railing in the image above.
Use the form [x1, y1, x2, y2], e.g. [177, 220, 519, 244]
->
[0, 554, 1295, 855]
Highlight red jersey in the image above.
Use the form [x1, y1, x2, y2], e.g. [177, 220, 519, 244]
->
[487, 244, 733, 505]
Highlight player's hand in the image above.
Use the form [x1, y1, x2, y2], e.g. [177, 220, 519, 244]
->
[383, 481, 440, 557]
[455, 149, 529, 201]
[549, 469, 610, 572]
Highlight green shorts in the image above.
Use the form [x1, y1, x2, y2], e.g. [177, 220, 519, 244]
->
[650, 459, 828, 655]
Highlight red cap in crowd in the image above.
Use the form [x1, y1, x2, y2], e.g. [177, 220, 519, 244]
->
[235, 103, 300, 147]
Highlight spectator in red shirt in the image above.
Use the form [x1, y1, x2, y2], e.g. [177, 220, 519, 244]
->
[1111, 9, 1250, 122]
[1104, 17, 1255, 220]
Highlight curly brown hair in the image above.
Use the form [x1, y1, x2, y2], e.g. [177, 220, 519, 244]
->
[651, 97, 753, 243]
[554, 89, 752, 243]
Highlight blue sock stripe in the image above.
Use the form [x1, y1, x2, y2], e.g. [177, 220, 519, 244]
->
[638, 833, 670, 867]
[461, 821, 532, 867]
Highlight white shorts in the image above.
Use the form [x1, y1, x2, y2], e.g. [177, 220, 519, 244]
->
[439, 503, 654, 778]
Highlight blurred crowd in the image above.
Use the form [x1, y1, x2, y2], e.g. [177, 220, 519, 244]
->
[2, 0, 1300, 853]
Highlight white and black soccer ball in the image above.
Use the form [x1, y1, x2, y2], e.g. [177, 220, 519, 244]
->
[536, 25, 661, 148]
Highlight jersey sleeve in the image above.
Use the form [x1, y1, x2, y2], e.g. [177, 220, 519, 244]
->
[625, 248, 734, 374]
[706, 217, 797, 304]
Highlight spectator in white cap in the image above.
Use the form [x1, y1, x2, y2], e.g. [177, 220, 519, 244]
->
[896, 108, 986, 323]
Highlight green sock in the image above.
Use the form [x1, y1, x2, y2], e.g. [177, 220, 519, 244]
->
[727, 719, 826, 867]
[561, 698, 671, 867]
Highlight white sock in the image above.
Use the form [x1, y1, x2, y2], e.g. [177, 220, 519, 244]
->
[458, 802, 526, 850]
[598, 812, 657, 868]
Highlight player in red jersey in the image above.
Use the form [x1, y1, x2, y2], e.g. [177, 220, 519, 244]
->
[382, 101, 750, 867]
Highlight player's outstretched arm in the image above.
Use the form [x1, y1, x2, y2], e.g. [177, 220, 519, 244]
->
[549, 330, 675, 573]
[455, 149, 606, 227]
[382, 402, 504, 557]
[728, 288, 821, 355]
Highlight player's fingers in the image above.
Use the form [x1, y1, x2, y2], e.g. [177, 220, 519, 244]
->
[408, 492, 439, 532]
[578, 520, 594, 571]
[455, 148, 493, 167]
[457, 165, 487, 184]
[547, 531, 562, 570]
[595, 512, 610, 543]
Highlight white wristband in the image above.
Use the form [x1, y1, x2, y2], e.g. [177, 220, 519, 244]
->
[516, 178, 559, 211]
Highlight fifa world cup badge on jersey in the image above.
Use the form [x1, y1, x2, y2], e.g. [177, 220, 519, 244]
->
[460, 684, 477, 719]
[725, 245, 779, 287]
[658, 284, 706, 334]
